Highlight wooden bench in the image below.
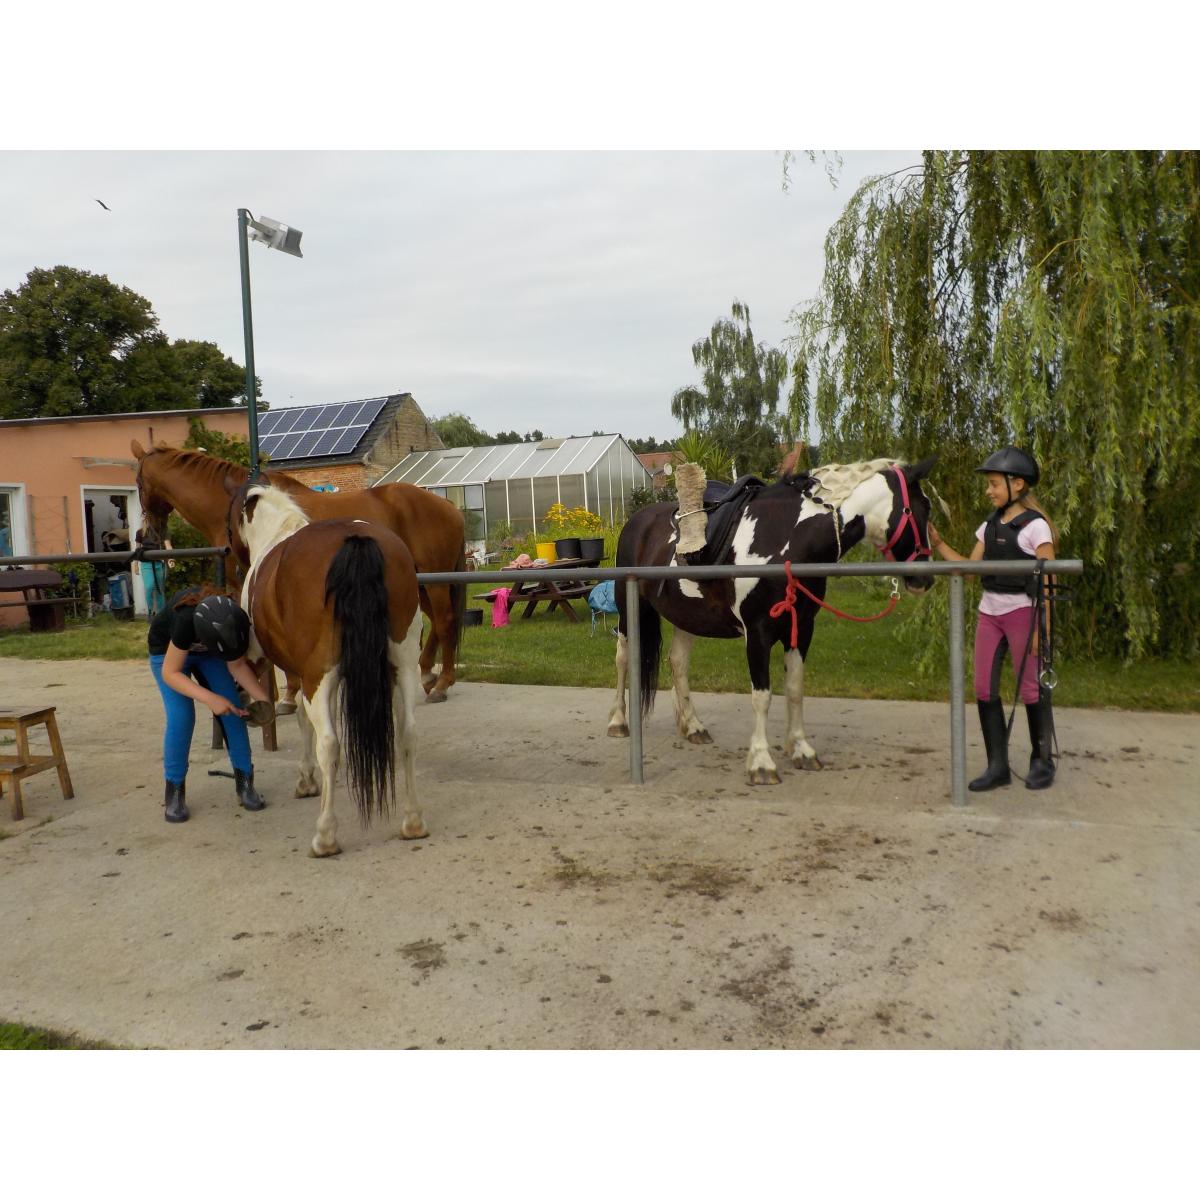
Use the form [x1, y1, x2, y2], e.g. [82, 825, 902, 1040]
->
[0, 569, 74, 632]
[0, 705, 74, 821]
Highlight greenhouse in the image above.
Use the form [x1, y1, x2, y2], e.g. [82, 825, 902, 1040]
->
[372, 434, 653, 539]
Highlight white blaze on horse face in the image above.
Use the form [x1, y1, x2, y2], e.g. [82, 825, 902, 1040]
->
[839, 473, 893, 547]
[730, 512, 769, 624]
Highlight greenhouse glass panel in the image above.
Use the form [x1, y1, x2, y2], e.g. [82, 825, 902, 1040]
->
[507, 478, 534, 533]
[558, 474, 583, 512]
[532, 476, 558, 530]
[484, 481, 508, 532]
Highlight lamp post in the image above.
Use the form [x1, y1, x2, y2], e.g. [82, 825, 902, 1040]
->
[237, 209, 303, 471]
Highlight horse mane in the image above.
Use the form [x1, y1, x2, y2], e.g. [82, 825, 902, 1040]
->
[151, 444, 251, 488]
[239, 482, 312, 563]
[803, 458, 899, 507]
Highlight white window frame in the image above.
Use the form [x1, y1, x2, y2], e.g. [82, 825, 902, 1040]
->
[0, 482, 30, 557]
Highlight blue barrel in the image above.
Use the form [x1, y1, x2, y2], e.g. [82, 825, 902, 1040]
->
[108, 572, 132, 610]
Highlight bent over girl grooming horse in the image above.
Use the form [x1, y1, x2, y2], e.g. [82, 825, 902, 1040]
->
[230, 479, 427, 857]
[607, 457, 937, 785]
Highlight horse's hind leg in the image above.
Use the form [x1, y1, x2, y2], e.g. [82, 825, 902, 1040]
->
[744, 630, 781, 785]
[416, 587, 440, 695]
[309, 671, 342, 857]
[669, 628, 712, 744]
[420, 584, 457, 703]
[783, 647, 822, 770]
[392, 610, 427, 839]
[606, 631, 630, 737]
[294, 695, 320, 797]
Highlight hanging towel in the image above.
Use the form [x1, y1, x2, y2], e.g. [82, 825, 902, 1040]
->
[491, 587, 512, 628]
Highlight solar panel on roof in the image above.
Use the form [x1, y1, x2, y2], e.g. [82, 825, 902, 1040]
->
[257, 396, 391, 461]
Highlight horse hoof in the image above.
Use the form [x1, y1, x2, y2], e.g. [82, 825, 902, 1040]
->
[275, 701, 297, 716]
[399, 819, 428, 840]
[607, 724, 630, 738]
[687, 730, 713, 745]
[309, 840, 341, 858]
[748, 767, 782, 786]
[794, 755, 823, 771]
[294, 781, 319, 798]
[420, 676, 437, 694]
[424, 689, 449, 704]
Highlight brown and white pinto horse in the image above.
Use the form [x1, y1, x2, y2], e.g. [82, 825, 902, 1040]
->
[607, 457, 938, 784]
[230, 478, 427, 857]
[131, 439, 466, 701]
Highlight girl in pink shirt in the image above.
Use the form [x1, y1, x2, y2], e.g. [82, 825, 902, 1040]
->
[929, 447, 1058, 792]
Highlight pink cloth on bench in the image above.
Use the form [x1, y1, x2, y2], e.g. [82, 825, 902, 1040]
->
[491, 587, 512, 628]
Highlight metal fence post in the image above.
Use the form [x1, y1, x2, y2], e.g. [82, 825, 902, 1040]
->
[948, 571, 968, 807]
[625, 575, 644, 784]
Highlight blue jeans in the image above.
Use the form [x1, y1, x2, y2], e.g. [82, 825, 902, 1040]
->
[149, 653, 252, 784]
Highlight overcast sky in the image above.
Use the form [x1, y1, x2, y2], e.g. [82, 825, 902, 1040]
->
[0, 150, 916, 443]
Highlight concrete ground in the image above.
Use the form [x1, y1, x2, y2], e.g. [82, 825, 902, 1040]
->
[1, 655, 1197, 1049]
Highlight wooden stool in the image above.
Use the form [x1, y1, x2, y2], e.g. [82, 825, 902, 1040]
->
[0, 706, 74, 821]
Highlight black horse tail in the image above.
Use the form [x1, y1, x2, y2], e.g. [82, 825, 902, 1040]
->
[638, 590, 663, 721]
[325, 535, 395, 827]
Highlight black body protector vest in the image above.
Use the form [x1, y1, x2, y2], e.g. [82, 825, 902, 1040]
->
[981, 508, 1043, 596]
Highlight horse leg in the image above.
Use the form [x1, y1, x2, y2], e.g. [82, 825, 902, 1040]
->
[669, 628, 712, 744]
[783, 647, 823, 770]
[278, 670, 301, 716]
[423, 583, 457, 703]
[392, 610, 428, 839]
[293, 695, 320, 797]
[606, 631, 630, 737]
[416, 588, 439, 695]
[744, 630, 781, 785]
[309, 671, 342, 857]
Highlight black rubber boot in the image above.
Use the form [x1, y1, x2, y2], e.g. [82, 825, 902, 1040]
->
[234, 768, 266, 811]
[968, 699, 1011, 792]
[1024, 691, 1057, 790]
[164, 779, 189, 823]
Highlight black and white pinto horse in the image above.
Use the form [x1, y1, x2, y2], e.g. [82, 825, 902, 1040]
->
[606, 457, 938, 784]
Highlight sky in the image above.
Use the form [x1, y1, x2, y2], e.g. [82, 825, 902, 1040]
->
[0, 149, 916, 444]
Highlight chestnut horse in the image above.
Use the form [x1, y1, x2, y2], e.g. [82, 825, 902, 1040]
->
[131, 439, 466, 702]
[607, 457, 937, 784]
[231, 479, 427, 857]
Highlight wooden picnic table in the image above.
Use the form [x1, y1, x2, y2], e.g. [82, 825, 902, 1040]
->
[479, 556, 602, 623]
[0, 568, 74, 632]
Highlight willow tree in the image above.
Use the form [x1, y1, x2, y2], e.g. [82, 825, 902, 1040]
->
[671, 300, 800, 478]
[790, 151, 1200, 660]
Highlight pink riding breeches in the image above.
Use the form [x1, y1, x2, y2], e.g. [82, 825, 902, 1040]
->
[974, 607, 1040, 704]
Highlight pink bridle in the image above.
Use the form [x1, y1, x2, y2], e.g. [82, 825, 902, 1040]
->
[876, 466, 931, 563]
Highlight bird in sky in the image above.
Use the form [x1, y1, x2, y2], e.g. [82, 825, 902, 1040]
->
[94, 198, 111, 211]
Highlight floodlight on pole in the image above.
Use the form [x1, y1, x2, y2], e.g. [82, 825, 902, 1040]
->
[237, 208, 304, 471]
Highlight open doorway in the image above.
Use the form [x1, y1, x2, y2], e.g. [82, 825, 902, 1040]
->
[81, 486, 144, 614]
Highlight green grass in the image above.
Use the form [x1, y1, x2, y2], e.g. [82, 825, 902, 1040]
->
[0, 1021, 117, 1049]
[2, 584, 1196, 711]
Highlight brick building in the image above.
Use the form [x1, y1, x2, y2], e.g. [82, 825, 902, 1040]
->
[257, 393, 443, 490]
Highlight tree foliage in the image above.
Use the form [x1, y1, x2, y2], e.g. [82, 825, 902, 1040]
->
[790, 151, 1200, 660]
[431, 411, 493, 447]
[671, 300, 802, 478]
[0, 266, 253, 419]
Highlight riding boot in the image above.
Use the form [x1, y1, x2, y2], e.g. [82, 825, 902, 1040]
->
[968, 699, 1011, 792]
[164, 779, 189, 823]
[1024, 688, 1057, 790]
[234, 768, 266, 811]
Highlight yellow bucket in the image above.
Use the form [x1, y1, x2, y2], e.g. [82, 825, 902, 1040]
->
[535, 541, 558, 563]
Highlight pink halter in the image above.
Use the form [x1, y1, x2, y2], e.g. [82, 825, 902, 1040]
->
[877, 467, 931, 563]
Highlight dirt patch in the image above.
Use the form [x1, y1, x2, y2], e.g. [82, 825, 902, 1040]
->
[1, 658, 1198, 1049]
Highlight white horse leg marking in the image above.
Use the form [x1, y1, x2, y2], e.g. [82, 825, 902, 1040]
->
[392, 610, 427, 839]
[293, 696, 320, 797]
[309, 669, 342, 857]
[745, 687, 781, 785]
[669, 628, 711, 743]
[783, 648, 822, 770]
[606, 631, 630, 737]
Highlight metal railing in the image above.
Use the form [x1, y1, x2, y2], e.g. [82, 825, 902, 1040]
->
[4, 549, 1083, 808]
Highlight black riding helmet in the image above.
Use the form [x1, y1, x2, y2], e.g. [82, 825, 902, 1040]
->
[193, 594, 251, 661]
[976, 446, 1039, 487]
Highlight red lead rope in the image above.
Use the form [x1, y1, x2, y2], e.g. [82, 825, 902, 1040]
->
[769, 561, 901, 649]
